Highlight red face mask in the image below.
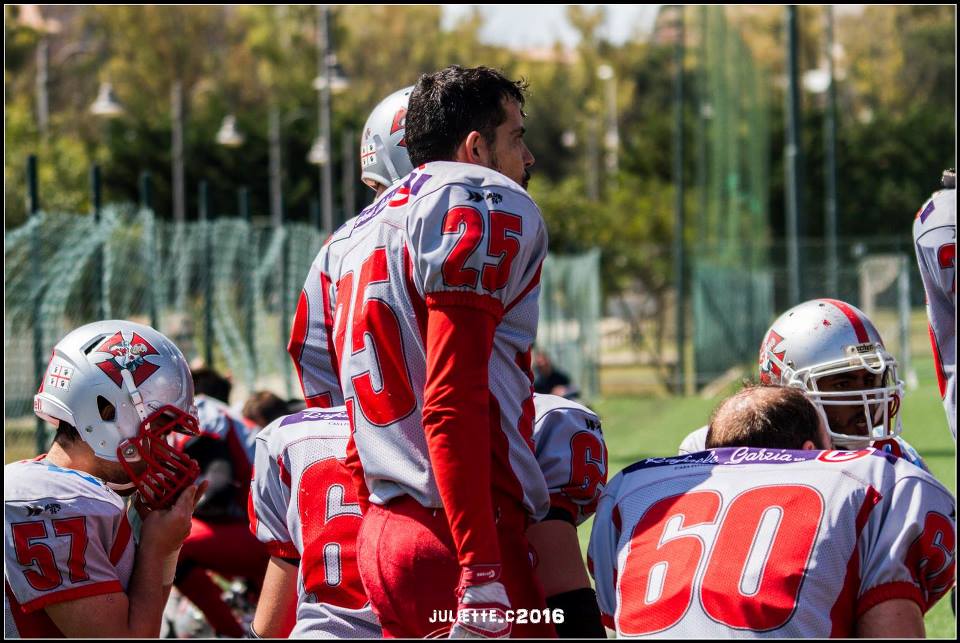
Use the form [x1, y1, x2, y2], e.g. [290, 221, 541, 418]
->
[117, 406, 200, 510]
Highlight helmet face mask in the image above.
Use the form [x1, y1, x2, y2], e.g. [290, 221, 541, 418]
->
[34, 321, 200, 508]
[788, 346, 904, 449]
[758, 299, 905, 450]
[117, 406, 200, 510]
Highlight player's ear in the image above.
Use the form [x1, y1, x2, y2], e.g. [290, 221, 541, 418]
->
[800, 439, 818, 450]
[455, 131, 488, 165]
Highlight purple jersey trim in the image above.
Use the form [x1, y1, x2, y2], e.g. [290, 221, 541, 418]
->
[623, 447, 886, 473]
[279, 408, 350, 427]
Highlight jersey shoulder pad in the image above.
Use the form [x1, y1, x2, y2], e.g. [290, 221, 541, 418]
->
[5, 460, 124, 516]
[533, 393, 598, 425]
[413, 161, 540, 213]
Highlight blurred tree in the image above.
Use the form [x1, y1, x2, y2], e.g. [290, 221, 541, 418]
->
[3, 4, 955, 297]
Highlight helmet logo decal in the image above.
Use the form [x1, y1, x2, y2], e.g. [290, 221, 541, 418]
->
[759, 330, 787, 384]
[94, 331, 161, 388]
[391, 107, 407, 147]
[45, 361, 75, 392]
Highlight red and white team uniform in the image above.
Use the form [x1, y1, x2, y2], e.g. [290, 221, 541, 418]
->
[677, 425, 930, 472]
[331, 161, 548, 519]
[913, 187, 956, 439]
[289, 217, 359, 410]
[248, 408, 380, 638]
[532, 394, 608, 526]
[329, 161, 550, 636]
[588, 447, 956, 638]
[4, 457, 134, 638]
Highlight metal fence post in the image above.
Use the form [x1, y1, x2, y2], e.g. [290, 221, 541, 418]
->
[784, 5, 805, 305]
[91, 164, 105, 320]
[140, 172, 159, 330]
[198, 181, 214, 367]
[29, 155, 47, 453]
[672, 5, 687, 395]
[239, 187, 256, 381]
[278, 192, 292, 398]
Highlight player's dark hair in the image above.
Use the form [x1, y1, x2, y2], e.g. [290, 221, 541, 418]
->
[242, 390, 290, 428]
[191, 367, 232, 404]
[53, 421, 81, 448]
[406, 65, 528, 166]
[706, 385, 825, 450]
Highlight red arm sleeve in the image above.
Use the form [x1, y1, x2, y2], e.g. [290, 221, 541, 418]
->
[422, 299, 501, 567]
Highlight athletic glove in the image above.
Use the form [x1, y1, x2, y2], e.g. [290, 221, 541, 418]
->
[448, 565, 512, 639]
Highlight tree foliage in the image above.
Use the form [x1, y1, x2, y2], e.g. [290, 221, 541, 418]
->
[4, 5, 956, 297]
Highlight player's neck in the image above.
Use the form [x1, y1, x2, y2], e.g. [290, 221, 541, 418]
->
[45, 440, 97, 476]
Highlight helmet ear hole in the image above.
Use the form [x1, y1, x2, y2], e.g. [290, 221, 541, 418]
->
[97, 396, 116, 421]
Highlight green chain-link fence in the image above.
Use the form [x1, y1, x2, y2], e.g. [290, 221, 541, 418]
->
[5, 204, 601, 459]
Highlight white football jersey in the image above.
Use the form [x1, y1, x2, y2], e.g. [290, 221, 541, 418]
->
[913, 187, 956, 439]
[589, 448, 956, 638]
[248, 408, 380, 638]
[532, 394, 607, 525]
[328, 161, 549, 519]
[5, 457, 135, 638]
[677, 425, 930, 472]
[289, 217, 359, 409]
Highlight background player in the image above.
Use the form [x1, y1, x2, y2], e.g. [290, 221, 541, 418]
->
[529, 394, 607, 638]
[590, 385, 956, 637]
[288, 86, 414, 410]
[247, 407, 381, 638]
[913, 168, 956, 440]
[679, 298, 926, 469]
[5, 320, 203, 638]
[170, 367, 268, 638]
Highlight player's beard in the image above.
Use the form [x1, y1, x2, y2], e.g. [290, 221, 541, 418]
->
[490, 148, 531, 189]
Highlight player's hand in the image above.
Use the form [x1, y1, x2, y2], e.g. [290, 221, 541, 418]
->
[449, 565, 512, 639]
[138, 481, 206, 556]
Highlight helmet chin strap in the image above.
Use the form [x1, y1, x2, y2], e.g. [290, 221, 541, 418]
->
[106, 481, 136, 491]
[120, 367, 150, 423]
[116, 367, 151, 463]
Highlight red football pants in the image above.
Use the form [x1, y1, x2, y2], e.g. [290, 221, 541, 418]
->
[175, 518, 269, 636]
[357, 495, 556, 638]
[178, 518, 269, 585]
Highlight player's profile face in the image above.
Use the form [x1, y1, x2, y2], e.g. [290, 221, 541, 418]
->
[489, 98, 535, 189]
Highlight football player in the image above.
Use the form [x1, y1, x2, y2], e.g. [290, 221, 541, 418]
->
[289, 78, 602, 637]
[528, 394, 608, 638]
[913, 168, 956, 440]
[679, 299, 927, 469]
[591, 385, 956, 637]
[332, 65, 550, 638]
[247, 407, 381, 638]
[288, 85, 414, 410]
[169, 367, 269, 638]
[5, 321, 203, 638]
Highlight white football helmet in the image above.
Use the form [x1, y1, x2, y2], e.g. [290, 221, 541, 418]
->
[34, 320, 200, 508]
[360, 86, 414, 190]
[757, 299, 904, 449]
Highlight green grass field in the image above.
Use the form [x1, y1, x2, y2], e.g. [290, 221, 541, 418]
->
[577, 355, 956, 638]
